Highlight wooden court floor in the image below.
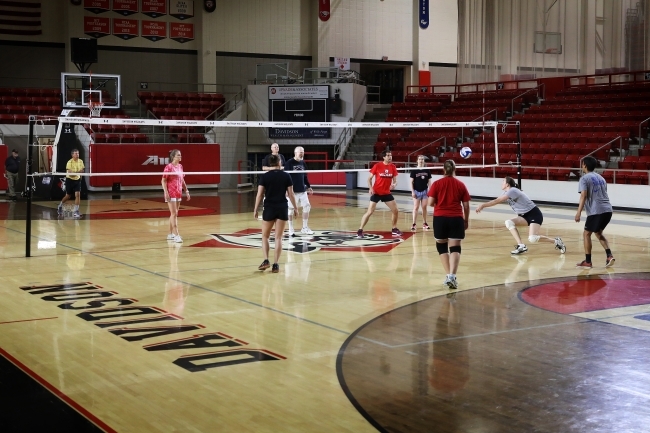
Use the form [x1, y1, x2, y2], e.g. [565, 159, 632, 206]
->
[1, 190, 649, 433]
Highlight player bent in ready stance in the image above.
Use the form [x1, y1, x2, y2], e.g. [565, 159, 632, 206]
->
[253, 155, 298, 273]
[476, 176, 566, 255]
[357, 150, 402, 238]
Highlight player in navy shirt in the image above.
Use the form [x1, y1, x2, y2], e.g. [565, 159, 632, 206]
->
[284, 146, 314, 236]
[409, 155, 432, 231]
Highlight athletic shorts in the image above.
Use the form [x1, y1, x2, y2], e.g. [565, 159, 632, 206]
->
[370, 194, 395, 203]
[288, 192, 310, 210]
[165, 197, 182, 203]
[413, 190, 428, 201]
[65, 178, 81, 193]
[519, 206, 543, 226]
[263, 203, 289, 222]
[585, 212, 612, 233]
[433, 216, 465, 240]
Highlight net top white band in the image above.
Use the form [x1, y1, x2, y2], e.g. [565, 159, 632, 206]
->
[57, 117, 498, 129]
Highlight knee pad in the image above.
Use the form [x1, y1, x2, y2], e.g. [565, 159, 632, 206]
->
[302, 204, 311, 214]
[505, 219, 516, 230]
[436, 242, 449, 255]
[528, 235, 540, 243]
[449, 245, 461, 254]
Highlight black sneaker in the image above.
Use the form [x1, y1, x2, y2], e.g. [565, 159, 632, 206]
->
[271, 263, 279, 273]
[258, 259, 270, 271]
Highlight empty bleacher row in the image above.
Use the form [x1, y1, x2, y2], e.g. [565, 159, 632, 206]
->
[138, 91, 225, 119]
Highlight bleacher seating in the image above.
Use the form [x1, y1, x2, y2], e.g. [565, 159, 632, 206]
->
[0, 88, 61, 123]
[137, 91, 225, 119]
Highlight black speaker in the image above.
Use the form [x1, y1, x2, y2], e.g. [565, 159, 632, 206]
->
[71, 38, 98, 64]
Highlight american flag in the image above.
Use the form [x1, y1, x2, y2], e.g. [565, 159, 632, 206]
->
[0, 1, 41, 36]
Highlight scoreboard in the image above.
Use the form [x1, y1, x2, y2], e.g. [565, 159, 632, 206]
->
[268, 85, 331, 139]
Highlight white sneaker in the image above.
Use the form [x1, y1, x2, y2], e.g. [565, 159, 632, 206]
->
[554, 237, 566, 254]
[73, 211, 82, 218]
[444, 275, 458, 290]
[511, 244, 528, 255]
[288, 230, 295, 238]
[301, 227, 314, 235]
[57, 203, 63, 215]
[167, 234, 175, 240]
[174, 235, 183, 243]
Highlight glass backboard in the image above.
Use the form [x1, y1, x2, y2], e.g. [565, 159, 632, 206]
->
[61, 73, 121, 109]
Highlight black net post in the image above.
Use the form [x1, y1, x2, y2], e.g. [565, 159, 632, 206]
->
[515, 121, 522, 189]
[25, 115, 35, 257]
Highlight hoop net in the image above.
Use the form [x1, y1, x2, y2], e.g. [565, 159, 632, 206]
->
[88, 101, 105, 118]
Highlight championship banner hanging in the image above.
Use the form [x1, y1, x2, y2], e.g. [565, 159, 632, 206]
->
[84, 0, 109, 14]
[419, 0, 429, 29]
[113, 18, 138, 40]
[170, 22, 194, 43]
[84, 16, 110, 38]
[170, 0, 194, 20]
[203, 0, 215, 13]
[318, 0, 330, 21]
[141, 0, 166, 18]
[112, 0, 138, 16]
[141, 20, 166, 41]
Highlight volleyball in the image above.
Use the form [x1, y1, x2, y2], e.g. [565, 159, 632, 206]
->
[460, 146, 473, 159]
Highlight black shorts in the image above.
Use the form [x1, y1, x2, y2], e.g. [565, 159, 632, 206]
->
[433, 216, 465, 240]
[65, 178, 81, 193]
[585, 212, 612, 233]
[370, 194, 395, 203]
[519, 206, 543, 226]
[262, 203, 288, 222]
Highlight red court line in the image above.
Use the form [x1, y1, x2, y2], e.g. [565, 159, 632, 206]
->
[0, 347, 116, 433]
[0, 316, 58, 325]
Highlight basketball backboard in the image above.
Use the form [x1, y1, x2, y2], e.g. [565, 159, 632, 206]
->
[61, 73, 121, 109]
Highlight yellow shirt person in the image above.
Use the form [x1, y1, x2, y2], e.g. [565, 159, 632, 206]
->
[58, 149, 85, 218]
[66, 157, 85, 180]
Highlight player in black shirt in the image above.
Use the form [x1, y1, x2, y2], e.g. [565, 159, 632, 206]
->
[284, 146, 314, 236]
[254, 154, 298, 273]
[262, 143, 286, 171]
[409, 155, 433, 232]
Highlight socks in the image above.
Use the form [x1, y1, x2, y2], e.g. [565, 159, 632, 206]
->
[303, 220, 308, 229]
[605, 249, 612, 256]
[288, 220, 294, 232]
[586, 254, 592, 263]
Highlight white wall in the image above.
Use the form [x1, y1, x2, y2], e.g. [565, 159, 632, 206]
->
[355, 170, 650, 210]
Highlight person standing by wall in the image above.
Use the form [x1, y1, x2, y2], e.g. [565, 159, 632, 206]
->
[262, 143, 286, 171]
[4, 149, 20, 201]
[575, 156, 615, 268]
[428, 160, 471, 290]
[57, 149, 85, 218]
[284, 146, 314, 236]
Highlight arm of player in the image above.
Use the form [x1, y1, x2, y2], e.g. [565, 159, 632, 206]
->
[463, 201, 470, 230]
[367, 173, 375, 195]
[475, 194, 508, 213]
[390, 172, 397, 190]
[287, 186, 298, 217]
[161, 177, 169, 200]
[410, 178, 415, 198]
[575, 190, 587, 222]
[253, 185, 265, 219]
[304, 167, 313, 194]
[182, 178, 190, 201]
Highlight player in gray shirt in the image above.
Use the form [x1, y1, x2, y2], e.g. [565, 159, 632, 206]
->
[575, 156, 615, 268]
[476, 176, 566, 255]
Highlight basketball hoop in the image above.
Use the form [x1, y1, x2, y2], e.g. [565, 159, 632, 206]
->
[88, 101, 104, 117]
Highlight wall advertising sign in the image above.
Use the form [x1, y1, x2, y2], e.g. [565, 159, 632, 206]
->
[113, 18, 139, 40]
[84, 0, 110, 14]
[84, 16, 111, 38]
[268, 86, 330, 100]
[112, 0, 138, 16]
[141, 0, 167, 18]
[170, 22, 194, 43]
[334, 57, 350, 70]
[419, 0, 429, 29]
[170, 0, 194, 20]
[268, 86, 331, 139]
[141, 20, 167, 41]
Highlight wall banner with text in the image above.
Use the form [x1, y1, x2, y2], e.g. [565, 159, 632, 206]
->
[113, 18, 139, 40]
[170, 1, 194, 20]
[84, 16, 111, 38]
[112, 0, 138, 16]
[84, 0, 110, 14]
[419, 0, 429, 29]
[141, 20, 167, 41]
[170, 22, 194, 43]
[141, 0, 167, 18]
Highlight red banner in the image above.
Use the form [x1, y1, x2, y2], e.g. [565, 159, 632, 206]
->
[318, 0, 330, 21]
[112, 0, 138, 16]
[88, 144, 220, 187]
[141, 0, 166, 18]
[113, 18, 138, 40]
[84, 0, 110, 14]
[169, 0, 194, 20]
[84, 16, 111, 38]
[170, 22, 194, 43]
[141, 20, 167, 41]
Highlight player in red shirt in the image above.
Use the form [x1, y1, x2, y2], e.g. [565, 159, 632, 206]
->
[357, 150, 402, 238]
[161, 149, 190, 244]
[428, 159, 471, 290]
